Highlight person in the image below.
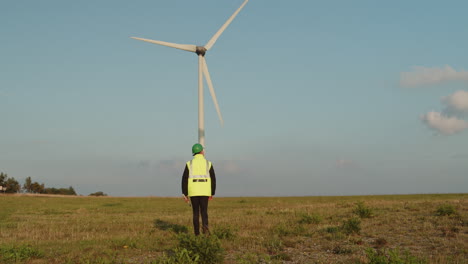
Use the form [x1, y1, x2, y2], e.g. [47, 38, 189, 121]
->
[182, 143, 216, 235]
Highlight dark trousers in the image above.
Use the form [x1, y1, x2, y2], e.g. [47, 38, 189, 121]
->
[190, 196, 209, 235]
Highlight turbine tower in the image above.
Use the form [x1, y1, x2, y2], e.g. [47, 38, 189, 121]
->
[131, 0, 249, 147]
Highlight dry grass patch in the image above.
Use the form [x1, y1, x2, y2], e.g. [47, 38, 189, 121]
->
[0, 194, 466, 263]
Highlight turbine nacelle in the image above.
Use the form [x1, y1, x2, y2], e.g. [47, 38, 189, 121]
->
[196, 46, 207, 56]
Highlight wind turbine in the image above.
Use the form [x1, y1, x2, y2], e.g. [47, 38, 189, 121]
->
[131, 0, 249, 147]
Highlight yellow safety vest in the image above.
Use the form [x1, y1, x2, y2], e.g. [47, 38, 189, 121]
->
[187, 154, 212, 197]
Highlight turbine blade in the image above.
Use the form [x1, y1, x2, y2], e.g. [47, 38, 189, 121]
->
[202, 57, 224, 126]
[131, 37, 197, 53]
[204, 0, 249, 51]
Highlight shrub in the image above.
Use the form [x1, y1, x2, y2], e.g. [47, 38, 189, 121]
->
[176, 233, 224, 264]
[89, 191, 107, 196]
[326, 226, 341, 234]
[154, 248, 200, 264]
[264, 236, 283, 254]
[353, 201, 374, 218]
[273, 222, 306, 237]
[0, 244, 43, 262]
[212, 225, 236, 240]
[298, 213, 322, 224]
[171, 225, 189, 234]
[341, 217, 361, 235]
[435, 204, 457, 216]
[365, 248, 388, 264]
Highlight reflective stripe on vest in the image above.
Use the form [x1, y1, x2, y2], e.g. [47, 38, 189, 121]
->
[187, 156, 212, 197]
[189, 160, 210, 178]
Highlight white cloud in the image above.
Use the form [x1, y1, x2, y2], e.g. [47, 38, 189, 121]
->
[401, 65, 468, 87]
[442, 90, 468, 112]
[421, 111, 468, 135]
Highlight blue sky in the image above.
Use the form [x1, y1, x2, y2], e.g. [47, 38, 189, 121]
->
[1, 0, 467, 196]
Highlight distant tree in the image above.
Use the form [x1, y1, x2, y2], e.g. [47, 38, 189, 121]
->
[5, 177, 21, 193]
[67, 186, 77, 195]
[43, 188, 58, 194]
[23, 177, 33, 193]
[31, 182, 45, 194]
[0, 172, 7, 186]
[89, 191, 107, 197]
[0, 173, 76, 196]
[44, 186, 76, 195]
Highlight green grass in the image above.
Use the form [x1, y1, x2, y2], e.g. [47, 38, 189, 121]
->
[341, 217, 361, 235]
[435, 204, 458, 216]
[353, 201, 374, 218]
[0, 193, 466, 263]
[0, 244, 44, 262]
[297, 212, 322, 224]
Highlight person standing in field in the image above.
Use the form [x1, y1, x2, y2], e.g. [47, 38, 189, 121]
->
[182, 143, 216, 236]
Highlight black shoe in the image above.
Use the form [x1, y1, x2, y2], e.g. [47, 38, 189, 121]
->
[202, 226, 210, 235]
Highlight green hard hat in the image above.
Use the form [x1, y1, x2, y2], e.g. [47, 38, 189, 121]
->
[192, 143, 203, 154]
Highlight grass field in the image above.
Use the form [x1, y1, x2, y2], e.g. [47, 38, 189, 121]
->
[0, 193, 466, 263]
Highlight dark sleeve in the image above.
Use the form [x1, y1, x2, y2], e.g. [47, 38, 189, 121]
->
[210, 165, 216, 196]
[182, 165, 188, 196]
